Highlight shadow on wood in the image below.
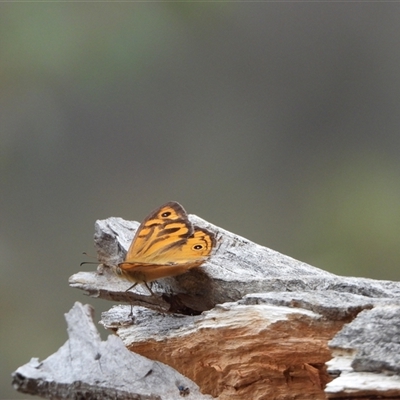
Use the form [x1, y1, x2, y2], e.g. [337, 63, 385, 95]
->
[13, 213, 400, 399]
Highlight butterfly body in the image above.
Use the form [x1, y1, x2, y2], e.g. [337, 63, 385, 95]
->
[115, 202, 215, 290]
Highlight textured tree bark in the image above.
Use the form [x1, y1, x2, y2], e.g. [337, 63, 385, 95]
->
[13, 213, 400, 399]
[12, 302, 212, 400]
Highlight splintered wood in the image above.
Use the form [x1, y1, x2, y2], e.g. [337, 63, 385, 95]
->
[102, 302, 343, 399]
[14, 213, 400, 400]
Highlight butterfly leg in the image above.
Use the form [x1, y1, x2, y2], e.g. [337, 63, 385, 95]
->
[143, 281, 155, 296]
[125, 281, 155, 296]
[125, 283, 138, 318]
[125, 282, 139, 292]
[125, 281, 155, 317]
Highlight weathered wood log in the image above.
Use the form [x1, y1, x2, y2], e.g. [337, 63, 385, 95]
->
[13, 213, 400, 399]
[12, 302, 212, 400]
[325, 304, 400, 398]
[100, 292, 400, 399]
[69, 215, 400, 314]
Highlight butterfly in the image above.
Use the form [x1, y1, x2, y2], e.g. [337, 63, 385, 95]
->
[115, 201, 215, 295]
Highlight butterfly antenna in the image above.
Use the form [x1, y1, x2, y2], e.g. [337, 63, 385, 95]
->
[82, 251, 98, 259]
[80, 252, 100, 267]
[80, 261, 99, 267]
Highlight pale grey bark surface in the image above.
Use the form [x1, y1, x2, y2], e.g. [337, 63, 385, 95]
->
[14, 214, 400, 399]
[70, 215, 400, 398]
[12, 302, 212, 400]
[70, 215, 400, 315]
[330, 304, 400, 373]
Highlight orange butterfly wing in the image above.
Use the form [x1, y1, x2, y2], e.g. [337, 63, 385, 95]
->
[117, 202, 215, 283]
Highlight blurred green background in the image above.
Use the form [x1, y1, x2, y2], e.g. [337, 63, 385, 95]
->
[2, 3, 400, 399]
